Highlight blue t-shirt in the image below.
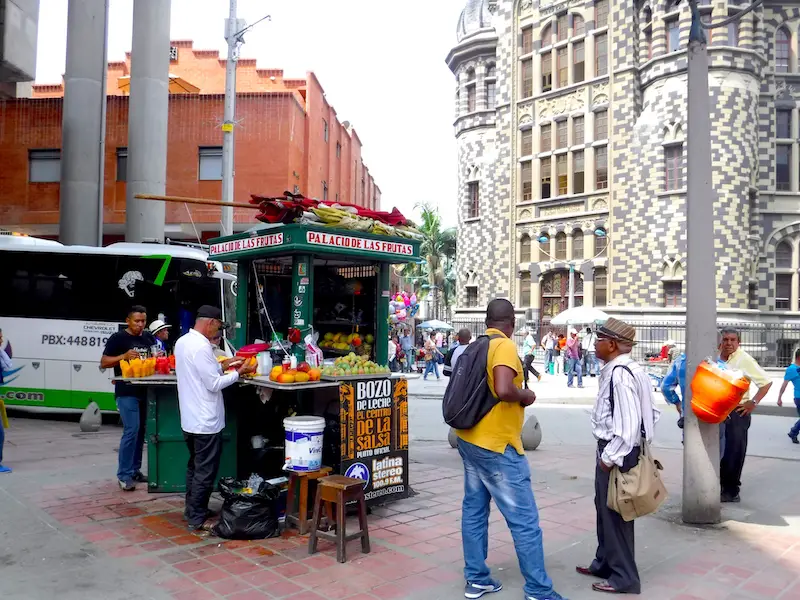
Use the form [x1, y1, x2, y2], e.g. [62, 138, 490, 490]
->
[784, 364, 800, 398]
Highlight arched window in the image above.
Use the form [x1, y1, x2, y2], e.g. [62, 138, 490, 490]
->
[572, 229, 584, 259]
[520, 273, 532, 307]
[555, 232, 567, 260]
[777, 28, 790, 73]
[776, 240, 793, 268]
[542, 23, 553, 46]
[485, 64, 497, 110]
[466, 68, 477, 112]
[539, 233, 550, 258]
[520, 234, 532, 263]
[573, 14, 585, 36]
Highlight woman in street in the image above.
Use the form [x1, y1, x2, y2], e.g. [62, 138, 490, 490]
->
[423, 336, 441, 380]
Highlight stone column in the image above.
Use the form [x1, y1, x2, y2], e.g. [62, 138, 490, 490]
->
[793, 108, 800, 193]
[532, 276, 541, 310]
[586, 146, 596, 193]
[566, 229, 574, 260]
[59, 0, 108, 246]
[584, 228, 596, 258]
[793, 238, 800, 312]
[549, 230, 557, 261]
[581, 262, 595, 307]
[533, 51, 542, 96]
[125, 0, 172, 242]
[586, 33, 595, 78]
[567, 152, 574, 195]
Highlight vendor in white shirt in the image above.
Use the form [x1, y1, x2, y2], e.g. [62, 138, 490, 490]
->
[174, 305, 255, 532]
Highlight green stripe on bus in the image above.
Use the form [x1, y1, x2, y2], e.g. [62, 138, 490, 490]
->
[2, 387, 117, 412]
[145, 254, 173, 287]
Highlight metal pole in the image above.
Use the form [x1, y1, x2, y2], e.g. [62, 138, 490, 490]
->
[683, 1, 720, 524]
[221, 0, 239, 236]
[97, 0, 109, 246]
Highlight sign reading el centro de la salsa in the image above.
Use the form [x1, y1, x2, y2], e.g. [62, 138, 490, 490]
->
[307, 231, 413, 257]
[340, 378, 410, 505]
[209, 232, 284, 257]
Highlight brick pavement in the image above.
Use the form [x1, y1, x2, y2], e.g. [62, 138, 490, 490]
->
[2, 417, 800, 600]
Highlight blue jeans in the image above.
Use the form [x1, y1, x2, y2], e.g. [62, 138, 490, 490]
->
[790, 399, 800, 438]
[567, 357, 583, 387]
[423, 360, 439, 379]
[116, 395, 146, 482]
[458, 439, 556, 598]
[585, 352, 598, 376]
[544, 349, 553, 372]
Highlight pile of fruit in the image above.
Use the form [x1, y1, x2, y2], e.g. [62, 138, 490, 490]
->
[120, 357, 157, 378]
[321, 353, 391, 377]
[309, 205, 423, 240]
[319, 331, 375, 355]
[268, 361, 322, 384]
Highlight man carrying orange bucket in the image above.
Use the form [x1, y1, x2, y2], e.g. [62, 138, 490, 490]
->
[717, 328, 772, 503]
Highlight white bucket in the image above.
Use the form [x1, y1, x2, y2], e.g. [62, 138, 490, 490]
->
[283, 416, 326, 472]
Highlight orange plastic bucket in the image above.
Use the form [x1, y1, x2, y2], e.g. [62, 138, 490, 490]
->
[690, 362, 750, 423]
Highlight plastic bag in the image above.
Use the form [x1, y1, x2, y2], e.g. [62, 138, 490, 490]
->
[212, 477, 280, 540]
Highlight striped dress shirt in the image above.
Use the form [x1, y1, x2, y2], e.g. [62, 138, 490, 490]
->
[591, 353, 661, 467]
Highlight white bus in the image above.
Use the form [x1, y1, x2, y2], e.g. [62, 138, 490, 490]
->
[0, 236, 236, 412]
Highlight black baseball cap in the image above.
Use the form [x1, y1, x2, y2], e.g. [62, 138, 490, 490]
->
[197, 305, 224, 322]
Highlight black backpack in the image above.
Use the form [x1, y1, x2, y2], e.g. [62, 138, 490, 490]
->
[442, 334, 502, 429]
[442, 345, 457, 377]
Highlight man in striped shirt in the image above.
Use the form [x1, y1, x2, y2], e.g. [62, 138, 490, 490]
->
[576, 318, 660, 595]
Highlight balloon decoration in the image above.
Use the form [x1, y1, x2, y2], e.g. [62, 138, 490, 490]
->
[388, 291, 419, 324]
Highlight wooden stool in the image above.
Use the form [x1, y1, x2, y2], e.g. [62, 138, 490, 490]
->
[308, 475, 370, 563]
[285, 466, 332, 535]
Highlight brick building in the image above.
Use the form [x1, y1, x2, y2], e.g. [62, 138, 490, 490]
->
[448, 0, 800, 329]
[0, 40, 381, 242]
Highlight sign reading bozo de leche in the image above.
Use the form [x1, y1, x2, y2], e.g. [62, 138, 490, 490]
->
[340, 377, 409, 505]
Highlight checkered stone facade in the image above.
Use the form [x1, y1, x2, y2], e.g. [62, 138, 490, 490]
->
[448, 0, 800, 322]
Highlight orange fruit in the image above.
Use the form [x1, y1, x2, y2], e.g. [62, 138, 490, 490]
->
[294, 372, 310, 383]
[277, 373, 296, 384]
[308, 368, 321, 381]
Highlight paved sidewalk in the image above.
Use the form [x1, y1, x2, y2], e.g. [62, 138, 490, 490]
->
[407, 368, 800, 416]
[2, 417, 800, 600]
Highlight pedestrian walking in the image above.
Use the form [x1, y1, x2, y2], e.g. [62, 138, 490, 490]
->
[423, 336, 441, 380]
[777, 348, 800, 444]
[0, 335, 12, 474]
[582, 327, 598, 377]
[522, 328, 542, 389]
[175, 305, 255, 532]
[456, 299, 567, 600]
[718, 327, 771, 503]
[101, 305, 153, 491]
[399, 329, 415, 373]
[577, 317, 659, 595]
[555, 334, 565, 375]
[444, 328, 471, 377]
[388, 337, 399, 372]
[566, 328, 583, 388]
[541, 330, 556, 374]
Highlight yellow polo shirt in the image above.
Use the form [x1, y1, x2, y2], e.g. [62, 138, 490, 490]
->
[456, 328, 525, 454]
[722, 348, 771, 404]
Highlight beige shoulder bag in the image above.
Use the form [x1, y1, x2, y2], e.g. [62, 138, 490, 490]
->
[606, 365, 668, 522]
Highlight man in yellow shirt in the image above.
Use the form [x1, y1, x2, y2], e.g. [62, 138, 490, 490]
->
[456, 299, 566, 600]
[718, 327, 772, 503]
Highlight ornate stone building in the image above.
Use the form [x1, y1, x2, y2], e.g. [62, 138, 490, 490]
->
[447, 0, 800, 326]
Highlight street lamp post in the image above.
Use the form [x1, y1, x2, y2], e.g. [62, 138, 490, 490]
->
[681, 0, 762, 524]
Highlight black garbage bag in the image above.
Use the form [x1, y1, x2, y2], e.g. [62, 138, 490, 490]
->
[212, 477, 280, 540]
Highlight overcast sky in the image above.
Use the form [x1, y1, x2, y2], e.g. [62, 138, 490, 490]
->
[35, 0, 464, 226]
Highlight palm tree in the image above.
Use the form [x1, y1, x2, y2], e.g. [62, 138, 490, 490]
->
[399, 202, 456, 319]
